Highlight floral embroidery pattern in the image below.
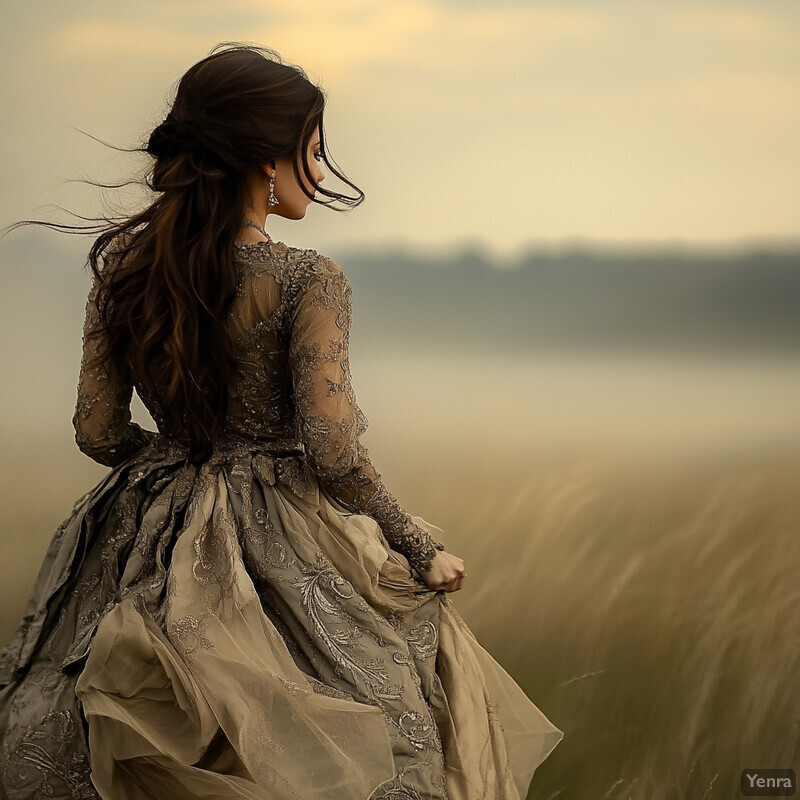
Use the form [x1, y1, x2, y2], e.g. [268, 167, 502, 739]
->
[406, 621, 438, 661]
[169, 616, 214, 655]
[1, 710, 96, 800]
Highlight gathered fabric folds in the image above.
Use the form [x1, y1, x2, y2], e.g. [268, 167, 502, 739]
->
[0, 438, 563, 800]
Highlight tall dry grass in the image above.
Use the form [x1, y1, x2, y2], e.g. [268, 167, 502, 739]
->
[1, 445, 799, 799]
[407, 451, 800, 799]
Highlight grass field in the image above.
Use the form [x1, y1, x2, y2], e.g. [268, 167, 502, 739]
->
[414, 450, 800, 799]
[1, 441, 798, 799]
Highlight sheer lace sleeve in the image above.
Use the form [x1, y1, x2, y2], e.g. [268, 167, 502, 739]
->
[72, 264, 154, 468]
[288, 257, 445, 575]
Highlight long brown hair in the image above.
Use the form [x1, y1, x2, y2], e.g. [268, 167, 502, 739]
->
[4, 43, 363, 465]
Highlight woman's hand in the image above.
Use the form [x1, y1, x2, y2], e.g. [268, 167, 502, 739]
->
[417, 550, 467, 592]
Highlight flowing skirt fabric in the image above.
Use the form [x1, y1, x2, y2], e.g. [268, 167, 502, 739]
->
[0, 440, 563, 799]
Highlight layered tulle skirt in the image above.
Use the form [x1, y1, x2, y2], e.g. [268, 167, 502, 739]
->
[0, 437, 562, 799]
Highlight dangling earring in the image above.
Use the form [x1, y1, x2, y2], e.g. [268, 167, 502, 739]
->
[268, 174, 279, 207]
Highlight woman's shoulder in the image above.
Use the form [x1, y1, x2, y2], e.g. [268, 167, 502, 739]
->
[235, 238, 343, 280]
[280, 240, 342, 276]
[295, 250, 346, 291]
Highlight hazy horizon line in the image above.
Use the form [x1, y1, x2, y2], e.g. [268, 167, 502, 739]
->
[326, 234, 800, 267]
[3, 224, 800, 265]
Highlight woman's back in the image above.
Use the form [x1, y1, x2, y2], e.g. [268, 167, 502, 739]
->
[76, 239, 351, 459]
[220, 241, 300, 443]
[136, 240, 322, 447]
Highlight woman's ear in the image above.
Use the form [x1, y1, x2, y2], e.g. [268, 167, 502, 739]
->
[261, 161, 277, 181]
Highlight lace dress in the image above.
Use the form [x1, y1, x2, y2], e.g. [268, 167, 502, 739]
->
[0, 237, 563, 800]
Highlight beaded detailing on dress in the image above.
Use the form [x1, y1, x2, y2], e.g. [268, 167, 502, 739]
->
[71, 238, 444, 574]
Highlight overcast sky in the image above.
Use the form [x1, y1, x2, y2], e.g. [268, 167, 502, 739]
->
[1, 0, 798, 256]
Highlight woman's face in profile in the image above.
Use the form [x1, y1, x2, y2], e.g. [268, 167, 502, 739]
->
[270, 131, 325, 220]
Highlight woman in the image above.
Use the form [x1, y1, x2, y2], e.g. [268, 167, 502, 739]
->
[0, 43, 562, 800]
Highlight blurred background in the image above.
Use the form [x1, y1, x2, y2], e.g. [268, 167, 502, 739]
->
[1, 1, 799, 797]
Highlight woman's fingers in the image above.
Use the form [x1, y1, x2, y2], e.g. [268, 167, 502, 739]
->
[441, 571, 466, 592]
[420, 550, 467, 592]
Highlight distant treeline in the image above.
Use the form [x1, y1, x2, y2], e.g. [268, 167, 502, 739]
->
[342, 247, 800, 356]
[2, 231, 799, 357]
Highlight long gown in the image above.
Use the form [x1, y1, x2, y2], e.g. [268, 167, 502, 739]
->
[0, 237, 563, 800]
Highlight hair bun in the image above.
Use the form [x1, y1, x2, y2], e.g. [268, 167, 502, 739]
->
[146, 118, 182, 159]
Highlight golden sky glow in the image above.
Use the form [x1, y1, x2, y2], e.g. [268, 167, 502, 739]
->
[1, 0, 798, 254]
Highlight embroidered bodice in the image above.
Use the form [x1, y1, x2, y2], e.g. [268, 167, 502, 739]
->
[71, 238, 445, 575]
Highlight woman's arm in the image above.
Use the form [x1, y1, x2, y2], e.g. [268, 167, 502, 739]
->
[288, 256, 445, 576]
[72, 267, 153, 467]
